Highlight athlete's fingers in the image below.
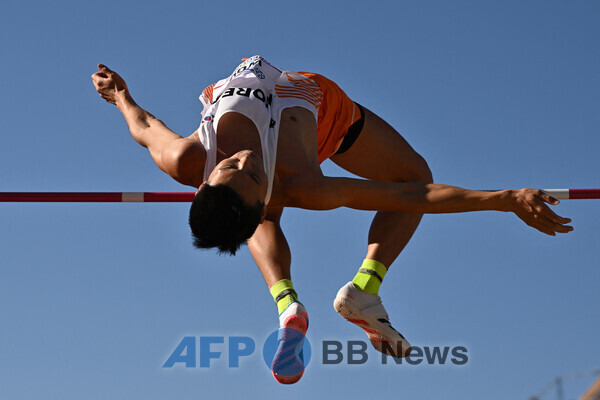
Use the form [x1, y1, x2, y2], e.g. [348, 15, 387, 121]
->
[534, 199, 572, 225]
[91, 72, 103, 83]
[538, 218, 562, 236]
[94, 71, 109, 79]
[94, 64, 113, 80]
[532, 213, 557, 235]
[91, 70, 111, 83]
[520, 206, 571, 235]
[91, 76, 109, 91]
[555, 224, 574, 233]
[547, 211, 572, 225]
[539, 214, 573, 234]
[98, 63, 113, 73]
[532, 205, 573, 233]
[536, 193, 559, 209]
[532, 222, 556, 236]
[539, 192, 560, 206]
[517, 192, 573, 235]
[542, 217, 573, 233]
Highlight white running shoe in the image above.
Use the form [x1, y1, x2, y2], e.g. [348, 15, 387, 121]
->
[334, 282, 411, 358]
[271, 302, 309, 384]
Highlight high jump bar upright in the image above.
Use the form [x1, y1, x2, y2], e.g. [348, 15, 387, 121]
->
[0, 189, 599, 202]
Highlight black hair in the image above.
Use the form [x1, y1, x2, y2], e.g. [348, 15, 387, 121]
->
[189, 183, 264, 256]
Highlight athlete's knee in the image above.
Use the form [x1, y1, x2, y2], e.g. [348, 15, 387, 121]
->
[417, 156, 433, 184]
[403, 154, 433, 184]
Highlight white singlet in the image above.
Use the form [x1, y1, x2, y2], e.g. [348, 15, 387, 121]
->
[198, 56, 321, 205]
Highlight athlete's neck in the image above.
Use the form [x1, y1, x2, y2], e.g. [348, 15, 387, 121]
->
[216, 112, 263, 162]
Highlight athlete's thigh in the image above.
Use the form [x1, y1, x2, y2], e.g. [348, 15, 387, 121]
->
[329, 107, 431, 182]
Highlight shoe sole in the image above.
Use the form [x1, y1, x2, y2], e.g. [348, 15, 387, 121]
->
[334, 297, 411, 358]
[271, 314, 308, 384]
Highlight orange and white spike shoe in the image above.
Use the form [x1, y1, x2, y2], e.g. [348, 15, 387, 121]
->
[334, 282, 411, 358]
[271, 302, 309, 384]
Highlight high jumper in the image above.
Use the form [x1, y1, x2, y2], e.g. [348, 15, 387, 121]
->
[90, 55, 573, 384]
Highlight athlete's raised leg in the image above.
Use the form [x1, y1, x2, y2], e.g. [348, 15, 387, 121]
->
[331, 106, 433, 265]
[330, 106, 433, 357]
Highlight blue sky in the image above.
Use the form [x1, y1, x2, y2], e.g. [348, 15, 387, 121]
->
[1, 0, 599, 398]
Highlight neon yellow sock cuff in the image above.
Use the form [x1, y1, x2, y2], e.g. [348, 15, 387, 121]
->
[351, 259, 388, 295]
[270, 279, 298, 314]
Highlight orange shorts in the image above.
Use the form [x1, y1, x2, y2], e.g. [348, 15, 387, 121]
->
[297, 72, 362, 163]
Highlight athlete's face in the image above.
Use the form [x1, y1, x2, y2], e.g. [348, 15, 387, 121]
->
[202, 150, 269, 208]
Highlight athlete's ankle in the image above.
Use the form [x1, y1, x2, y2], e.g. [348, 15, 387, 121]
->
[270, 278, 300, 315]
[351, 259, 387, 295]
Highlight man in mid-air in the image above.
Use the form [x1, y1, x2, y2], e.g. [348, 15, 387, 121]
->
[92, 56, 572, 384]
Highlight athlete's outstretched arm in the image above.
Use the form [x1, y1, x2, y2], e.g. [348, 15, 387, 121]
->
[288, 178, 573, 236]
[91, 64, 204, 187]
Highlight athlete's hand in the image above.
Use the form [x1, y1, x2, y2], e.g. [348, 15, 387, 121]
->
[509, 188, 573, 236]
[91, 64, 130, 105]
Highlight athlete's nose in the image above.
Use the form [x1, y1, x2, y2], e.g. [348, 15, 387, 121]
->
[238, 153, 251, 170]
